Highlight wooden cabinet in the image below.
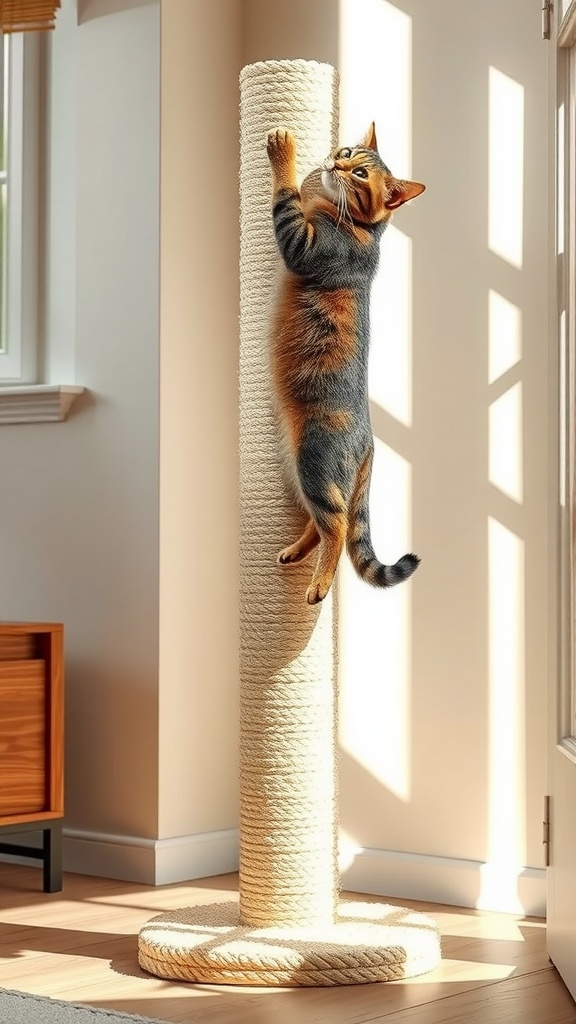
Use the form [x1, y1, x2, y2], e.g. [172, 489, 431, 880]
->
[0, 623, 64, 891]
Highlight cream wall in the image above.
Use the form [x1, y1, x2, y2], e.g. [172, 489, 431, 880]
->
[70, 0, 161, 846]
[158, 0, 241, 844]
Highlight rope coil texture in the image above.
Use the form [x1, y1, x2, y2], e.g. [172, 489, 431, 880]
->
[138, 899, 442, 987]
[239, 60, 340, 930]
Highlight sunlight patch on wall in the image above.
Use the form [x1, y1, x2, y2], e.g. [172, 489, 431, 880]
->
[338, 829, 362, 872]
[339, 0, 411, 173]
[489, 382, 523, 504]
[478, 863, 526, 915]
[488, 67, 524, 269]
[478, 517, 526, 913]
[339, 440, 412, 803]
[370, 227, 412, 426]
[339, 0, 414, 428]
[488, 290, 522, 384]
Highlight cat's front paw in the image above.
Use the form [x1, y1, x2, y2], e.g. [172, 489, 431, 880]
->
[266, 129, 297, 171]
[306, 580, 329, 605]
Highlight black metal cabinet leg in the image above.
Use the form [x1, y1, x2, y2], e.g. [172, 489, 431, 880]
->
[43, 824, 62, 893]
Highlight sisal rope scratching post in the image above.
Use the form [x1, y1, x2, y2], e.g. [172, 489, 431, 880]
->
[237, 59, 340, 933]
[137, 60, 441, 987]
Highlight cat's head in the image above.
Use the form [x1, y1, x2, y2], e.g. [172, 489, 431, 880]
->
[321, 123, 425, 224]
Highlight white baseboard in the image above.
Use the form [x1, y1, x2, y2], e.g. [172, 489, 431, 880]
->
[63, 827, 240, 885]
[0, 831, 546, 916]
[339, 845, 546, 918]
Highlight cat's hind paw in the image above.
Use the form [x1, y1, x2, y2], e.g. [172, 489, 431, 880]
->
[277, 545, 304, 565]
[277, 535, 319, 565]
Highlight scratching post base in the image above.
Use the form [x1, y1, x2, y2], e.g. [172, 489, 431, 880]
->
[137, 897, 441, 987]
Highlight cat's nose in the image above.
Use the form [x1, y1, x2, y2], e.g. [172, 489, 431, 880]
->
[323, 158, 335, 171]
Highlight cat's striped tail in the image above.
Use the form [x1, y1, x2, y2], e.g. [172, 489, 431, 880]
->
[346, 449, 420, 588]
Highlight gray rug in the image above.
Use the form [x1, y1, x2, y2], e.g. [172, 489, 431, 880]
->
[0, 988, 166, 1023]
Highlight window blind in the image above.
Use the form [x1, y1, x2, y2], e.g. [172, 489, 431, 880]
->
[0, 0, 60, 32]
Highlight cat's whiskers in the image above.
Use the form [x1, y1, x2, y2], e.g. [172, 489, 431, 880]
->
[337, 176, 354, 227]
[335, 175, 352, 228]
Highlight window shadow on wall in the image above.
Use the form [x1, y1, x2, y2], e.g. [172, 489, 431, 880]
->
[336, 0, 548, 915]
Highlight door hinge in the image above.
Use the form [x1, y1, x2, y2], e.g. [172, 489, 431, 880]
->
[543, 795, 551, 866]
[542, 0, 553, 40]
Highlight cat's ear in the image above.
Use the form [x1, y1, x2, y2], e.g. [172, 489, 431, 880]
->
[362, 122, 378, 151]
[385, 177, 426, 210]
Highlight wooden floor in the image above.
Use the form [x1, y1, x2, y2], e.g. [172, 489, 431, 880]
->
[0, 864, 575, 1023]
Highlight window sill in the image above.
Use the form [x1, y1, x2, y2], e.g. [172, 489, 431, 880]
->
[0, 384, 85, 424]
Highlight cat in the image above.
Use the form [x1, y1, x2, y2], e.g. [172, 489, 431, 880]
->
[266, 123, 425, 605]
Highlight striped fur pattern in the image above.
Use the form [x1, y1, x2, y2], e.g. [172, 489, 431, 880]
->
[267, 124, 425, 605]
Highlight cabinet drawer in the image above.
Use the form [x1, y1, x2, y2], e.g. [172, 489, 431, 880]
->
[0, 660, 45, 815]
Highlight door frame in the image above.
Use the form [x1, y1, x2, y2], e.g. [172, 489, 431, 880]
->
[547, 0, 576, 1000]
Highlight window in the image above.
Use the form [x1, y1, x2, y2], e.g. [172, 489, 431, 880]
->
[0, 32, 40, 384]
[0, 17, 83, 423]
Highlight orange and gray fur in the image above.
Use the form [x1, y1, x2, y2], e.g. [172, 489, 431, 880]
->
[266, 123, 426, 605]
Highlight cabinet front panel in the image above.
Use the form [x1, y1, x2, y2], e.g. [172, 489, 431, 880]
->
[0, 661, 46, 815]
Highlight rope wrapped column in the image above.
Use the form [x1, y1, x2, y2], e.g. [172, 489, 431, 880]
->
[138, 60, 442, 987]
[238, 59, 339, 931]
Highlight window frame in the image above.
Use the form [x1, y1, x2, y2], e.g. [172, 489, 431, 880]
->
[0, 31, 40, 384]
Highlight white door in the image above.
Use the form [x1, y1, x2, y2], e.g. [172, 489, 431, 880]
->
[548, 0, 576, 1001]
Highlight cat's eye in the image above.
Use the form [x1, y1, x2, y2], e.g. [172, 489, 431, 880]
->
[339, 148, 352, 158]
[352, 167, 369, 179]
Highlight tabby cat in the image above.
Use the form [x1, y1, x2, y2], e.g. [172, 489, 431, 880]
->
[267, 123, 425, 605]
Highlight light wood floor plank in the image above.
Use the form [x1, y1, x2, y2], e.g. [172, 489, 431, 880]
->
[0, 864, 573, 1023]
[374, 969, 576, 1024]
